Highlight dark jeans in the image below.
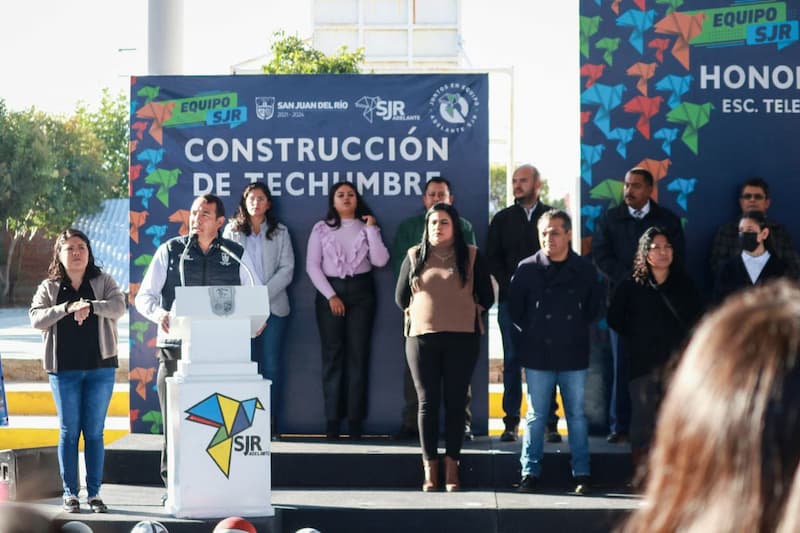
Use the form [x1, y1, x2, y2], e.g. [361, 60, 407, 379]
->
[157, 349, 180, 486]
[315, 273, 375, 422]
[406, 332, 480, 460]
[401, 355, 472, 430]
[608, 329, 631, 434]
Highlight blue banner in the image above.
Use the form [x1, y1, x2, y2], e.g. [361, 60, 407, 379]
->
[129, 74, 489, 435]
[579, 0, 800, 290]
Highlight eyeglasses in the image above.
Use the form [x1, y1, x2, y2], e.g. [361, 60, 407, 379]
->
[741, 193, 766, 200]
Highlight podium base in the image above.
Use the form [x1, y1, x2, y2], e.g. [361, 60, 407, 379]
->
[166, 500, 275, 519]
[166, 373, 272, 519]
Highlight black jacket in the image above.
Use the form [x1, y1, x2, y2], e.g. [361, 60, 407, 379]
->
[508, 250, 604, 371]
[487, 201, 552, 302]
[608, 270, 702, 379]
[712, 253, 787, 305]
[592, 201, 685, 292]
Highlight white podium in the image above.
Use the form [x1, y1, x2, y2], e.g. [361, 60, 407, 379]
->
[165, 285, 273, 518]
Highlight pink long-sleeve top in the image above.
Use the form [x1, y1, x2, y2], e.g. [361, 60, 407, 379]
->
[306, 218, 390, 299]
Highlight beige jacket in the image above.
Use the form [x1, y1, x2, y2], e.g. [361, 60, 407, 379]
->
[29, 272, 126, 372]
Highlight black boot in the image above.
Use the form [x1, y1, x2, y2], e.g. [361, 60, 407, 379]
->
[501, 416, 520, 442]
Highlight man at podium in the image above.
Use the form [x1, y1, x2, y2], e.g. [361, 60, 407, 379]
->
[135, 194, 256, 504]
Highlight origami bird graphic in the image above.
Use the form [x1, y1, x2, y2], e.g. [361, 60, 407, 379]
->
[605, 127, 635, 158]
[616, 9, 656, 54]
[590, 179, 625, 208]
[626, 62, 658, 96]
[596, 37, 621, 66]
[648, 38, 671, 63]
[129, 140, 139, 154]
[145, 225, 168, 248]
[581, 205, 604, 233]
[142, 410, 163, 434]
[581, 83, 626, 135]
[168, 209, 191, 236]
[130, 366, 156, 400]
[144, 168, 181, 207]
[135, 101, 176, 145]
[134, 254, 153, 268]
[137, 148, 166, 174]
[655, 74, 693, 109]
[137, 86, 160, 103]
[135, 187, 154, 209]
[580, 16, 602, 58]
[654, 11, 707, 70]
[635, 158, 672, 201]
[129, 210, 148, 244]
[581, 143, 606, 185]
[130, 164, 143, 183]
[623, 95, 663, 139]
[580, 63, 606, 88]
[580, 111, 592, 138]
[185, 393, 265, 477]
[354, 96, 381, 123]
[130, 320, 150, 344]
[667, 177, 697, 210]
[666, 102, 713, 155]
[653, 127, 680, 155]
[131, 121, 148, 141]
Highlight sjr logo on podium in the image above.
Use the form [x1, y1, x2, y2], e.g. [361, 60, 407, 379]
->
[184, 392, 267, 477]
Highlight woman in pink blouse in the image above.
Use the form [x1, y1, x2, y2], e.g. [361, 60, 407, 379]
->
[306, 181, 390, 440]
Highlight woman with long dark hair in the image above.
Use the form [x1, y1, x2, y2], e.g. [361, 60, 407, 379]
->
[395, 203, 494, 491]
[306, 181, 389, 440]
[608, 226, 702, 484]
[223, 182, 295, 436]
[29, 229, 125, 513]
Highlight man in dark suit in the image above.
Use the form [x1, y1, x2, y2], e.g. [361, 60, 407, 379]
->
[488, 164, 559, 442]
[592, 167, 685, 443]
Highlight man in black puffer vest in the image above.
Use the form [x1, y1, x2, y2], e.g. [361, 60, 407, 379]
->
[135, 194, 254, 501]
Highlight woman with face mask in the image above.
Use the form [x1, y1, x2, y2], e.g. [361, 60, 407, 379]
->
[712, 210, 787, 304]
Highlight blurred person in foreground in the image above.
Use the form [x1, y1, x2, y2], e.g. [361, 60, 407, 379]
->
[29, 229, 125, 514]
[621, 280, 800, 533]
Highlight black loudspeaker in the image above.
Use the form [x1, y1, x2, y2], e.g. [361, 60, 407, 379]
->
[0, 446, 62, 501]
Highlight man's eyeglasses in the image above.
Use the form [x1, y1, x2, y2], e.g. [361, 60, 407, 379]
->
[741, 193, 766, 200]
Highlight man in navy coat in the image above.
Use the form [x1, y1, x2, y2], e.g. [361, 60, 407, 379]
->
[509, 210, 604, 494]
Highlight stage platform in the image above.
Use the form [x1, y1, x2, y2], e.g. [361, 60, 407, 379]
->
[15, 434, 640, 533]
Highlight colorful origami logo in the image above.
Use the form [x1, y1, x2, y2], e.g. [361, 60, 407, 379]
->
[185, 393, 265, 478]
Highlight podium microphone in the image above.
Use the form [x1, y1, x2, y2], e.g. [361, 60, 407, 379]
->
[219, 244, 256, 286]
[178, 233, 198, 287]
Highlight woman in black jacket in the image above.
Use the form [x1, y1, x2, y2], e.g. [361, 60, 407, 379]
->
[607, 226, 702, 483]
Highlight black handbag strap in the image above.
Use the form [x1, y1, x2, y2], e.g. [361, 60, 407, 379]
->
[649, 279, 686, 329]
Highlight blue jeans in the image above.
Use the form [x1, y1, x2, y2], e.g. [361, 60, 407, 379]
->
[49, 368, 116, 498]
[497, 302, 522, 421]
[251, 314, 289, 427]
[608, 329, 631, 434]
[520, 368, 590, 478]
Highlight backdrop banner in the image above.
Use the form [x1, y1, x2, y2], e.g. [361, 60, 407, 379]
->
[579, 0, 799, 288]
[579, 0, 799, 433]
[128, 74, 489, 435]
